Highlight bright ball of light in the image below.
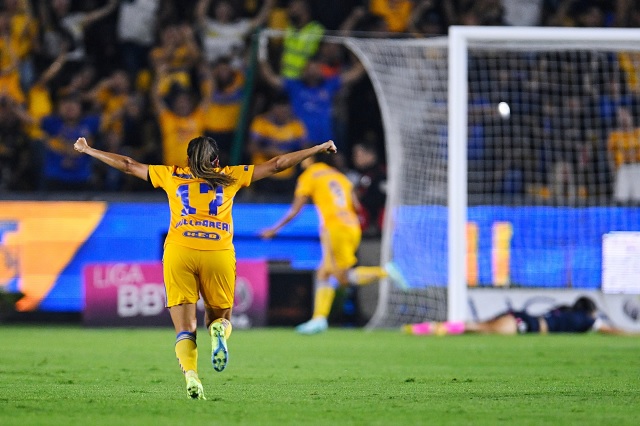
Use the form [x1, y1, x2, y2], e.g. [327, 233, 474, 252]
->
[498, 102, 510, 118]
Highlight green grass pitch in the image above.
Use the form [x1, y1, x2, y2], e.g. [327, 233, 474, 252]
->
[1, 326, 638, 426]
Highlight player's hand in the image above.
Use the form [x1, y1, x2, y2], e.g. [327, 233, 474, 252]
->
[260, 228, 277, 239]
[74, 137, 89, 153]
[319, 140, 337, 154]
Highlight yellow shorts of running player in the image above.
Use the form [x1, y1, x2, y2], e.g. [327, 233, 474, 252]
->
[319, 224, 361, 273]
[163, 243, 236, 309]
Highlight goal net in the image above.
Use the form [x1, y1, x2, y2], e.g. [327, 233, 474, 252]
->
[260, 28, 640, 328]
[345, 37, 451, 328]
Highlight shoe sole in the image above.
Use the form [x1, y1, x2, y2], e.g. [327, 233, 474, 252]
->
[210, 322, 228, 372]
[186, 377, 205, 400]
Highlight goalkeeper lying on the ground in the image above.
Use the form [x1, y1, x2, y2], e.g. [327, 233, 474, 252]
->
[403, 296, 634, 336]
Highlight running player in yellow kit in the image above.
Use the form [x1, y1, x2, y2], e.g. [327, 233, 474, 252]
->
[73, 135, 337, 399]
[261, 153, 405, 334]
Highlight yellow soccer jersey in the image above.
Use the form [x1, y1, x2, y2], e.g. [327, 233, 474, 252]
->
[295, 162, 360, 228]
[149, 164, 254, 251]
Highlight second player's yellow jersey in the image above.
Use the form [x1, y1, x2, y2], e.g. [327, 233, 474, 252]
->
[295, 162, 360, 229]
[149, 164, 254, 251]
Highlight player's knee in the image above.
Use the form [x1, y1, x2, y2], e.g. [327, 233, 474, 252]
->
[205, 306, 232, 326]
[333, 270, 349, 286]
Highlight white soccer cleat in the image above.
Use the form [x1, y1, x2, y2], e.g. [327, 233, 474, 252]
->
[295, 317, 328, 335]
[385, 261, 410, 290]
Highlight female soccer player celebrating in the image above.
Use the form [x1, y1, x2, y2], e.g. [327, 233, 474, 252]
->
[260, 153, 402, 335]
[73, 135, 337, 399]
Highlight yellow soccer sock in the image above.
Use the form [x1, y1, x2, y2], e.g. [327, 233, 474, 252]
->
[175, 331, 198, 374]
[211, 318, 233, 340]
[313, 286, 336, 319]
[348, 266, 388, 285]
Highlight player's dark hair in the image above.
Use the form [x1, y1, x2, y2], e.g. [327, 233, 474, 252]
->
[572, 296, 597, 314]
[187, 136, 236, 189]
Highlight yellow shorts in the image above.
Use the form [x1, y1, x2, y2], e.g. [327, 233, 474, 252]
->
[319, 224, 361, 273]
[163, 243, 236, 309]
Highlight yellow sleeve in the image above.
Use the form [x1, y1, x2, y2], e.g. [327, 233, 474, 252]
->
[294, 169, 313, 198]
[227, 165, 255, 188]
[148, 165, 173, 189]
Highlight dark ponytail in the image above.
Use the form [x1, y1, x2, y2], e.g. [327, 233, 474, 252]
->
[187, 136, 236, 188]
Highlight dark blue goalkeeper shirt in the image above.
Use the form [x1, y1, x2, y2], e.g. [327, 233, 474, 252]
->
[542, 309, 596, 333]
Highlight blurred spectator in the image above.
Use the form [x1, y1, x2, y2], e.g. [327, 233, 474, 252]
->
[248, 93, 308, 194]
[195, 0, 274, 64]
[24, 51, 69, 143]
[575, 4, 606, 27]
[607, 106, 640, 203]
[39, 94, 101, 190]
[57, 62, 97, 100]
[597, 77, 636, 131]
[38, 0, 119, 63]
[471, 0, 505, 26]
[151, 64, 211, 167]
[149, 23, 200, 96]
[579, 123, 611, 200]
[307, 0, 362, 31]
[408, 1, 446, 36]
[347, 142, 386, 236]
[0, 10, 26, 106]
[542, 0, 576, 26]
[0, 97, 31, 190]
[260, 54, 365, 147]
[3, 0, 38, 91]
[85, 70, 133, 136]
[116, 0, 161, 83]
[369, 0, 414, 32]
[542, 0, 612, 27]
[616, 0, 640, 27]
[203, 56, 245, 164]
[493, 145, 527, 196]
[501, 0, 543, 26]
[82, 67, 145, 190]
[315, 43, 344, 78]
[548, 95, 586, 202]
[618, 50, 640, 95]
[280, 0, 325, 79]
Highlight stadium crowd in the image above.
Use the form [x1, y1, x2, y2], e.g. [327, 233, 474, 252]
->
[1, 0, 640, 222]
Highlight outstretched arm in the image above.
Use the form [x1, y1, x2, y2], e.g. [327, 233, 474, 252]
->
[259, 58, 284, 90]
[251, 140, 337, 182]
[151, 65, 168, 114]
[340, 59, 365, 87]
[195, 0, 212, 29]
[81, 0, 119, 29]
[596, 324, 638, 336]
[249, 0, 276, 30]
[260, 195, 309, 239]
[73, 137, 149, 181]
